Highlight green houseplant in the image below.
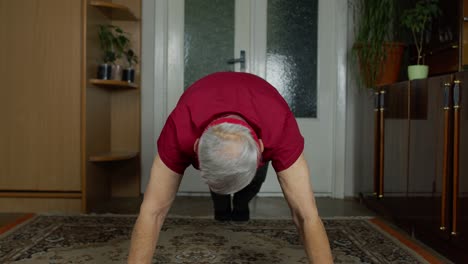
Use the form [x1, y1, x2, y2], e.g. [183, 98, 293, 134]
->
[110, 25, 131, 80]
[123, 49, 139, 83]
[352, 0, 405, 88]
[97, 24, 132, 80]
[401, 0, 441, 80]
[97, 24, 116, 80]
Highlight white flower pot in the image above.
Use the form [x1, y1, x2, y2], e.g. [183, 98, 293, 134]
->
[408, 65, 429, 80]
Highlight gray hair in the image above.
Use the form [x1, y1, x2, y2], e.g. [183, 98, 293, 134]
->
[198, 123, 260, 194]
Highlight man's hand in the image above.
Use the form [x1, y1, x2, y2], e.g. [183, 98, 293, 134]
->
[128, 155, 182, 264]
[277, 153, 333, 263]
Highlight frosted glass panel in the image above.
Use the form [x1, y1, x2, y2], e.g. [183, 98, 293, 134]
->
[266, 0, 318, 117]
[184, 0, 235, 89]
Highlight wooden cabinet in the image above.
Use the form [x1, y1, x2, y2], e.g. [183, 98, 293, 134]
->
[0, 0, 141, 213]
[463, 0, 468, 68]
[362, 72, 468, 262]
[418, 0, 468, 75]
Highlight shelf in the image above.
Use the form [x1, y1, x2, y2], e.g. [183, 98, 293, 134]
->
[89, 151, 139, 162]
[90, 1, 139, 21]
[90, 79, 138, 89]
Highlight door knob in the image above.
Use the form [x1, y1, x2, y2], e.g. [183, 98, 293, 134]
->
[227, 50, 246, 71]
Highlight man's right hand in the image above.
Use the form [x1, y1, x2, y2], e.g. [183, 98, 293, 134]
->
[127, 155, 183, 263]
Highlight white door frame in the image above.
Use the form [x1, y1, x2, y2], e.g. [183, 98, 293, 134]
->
[141, 0, 348, 198]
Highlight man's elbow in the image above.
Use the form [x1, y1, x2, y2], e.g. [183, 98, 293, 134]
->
[138, 202, 171, 223]
[292, 207, 320, 227]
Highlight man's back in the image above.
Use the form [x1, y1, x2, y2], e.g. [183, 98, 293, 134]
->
[158, 72, 303, 174]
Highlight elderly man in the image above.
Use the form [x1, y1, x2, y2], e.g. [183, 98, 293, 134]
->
[128, 72, 333, 263]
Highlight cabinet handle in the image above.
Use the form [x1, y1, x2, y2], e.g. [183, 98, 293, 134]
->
[443, 83, 450, 109]
[379, 90, 385, 198]
[453, 80, 460, 108]
[440, 83, 451, 231]
[379, 90, 385, 111]
[452, 80, 461, 236]
[374, 92, 380, 196]
[374, 92, 380, 111]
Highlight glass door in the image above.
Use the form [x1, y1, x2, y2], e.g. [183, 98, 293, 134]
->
[167, 0, 251, 192]
[166, 0, 334, 196]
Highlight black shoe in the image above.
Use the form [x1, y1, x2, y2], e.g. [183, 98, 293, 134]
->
[214, 211, 231, 222]
[231, 208, 250, 222]
[211, 191, 232, 222]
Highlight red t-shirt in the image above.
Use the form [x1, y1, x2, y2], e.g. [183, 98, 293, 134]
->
[157, 72, 304, 174]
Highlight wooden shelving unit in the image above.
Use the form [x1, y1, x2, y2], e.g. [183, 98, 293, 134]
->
[90, 79, 138, 89]
[85, 0, 142, 210]
[90, 1, 138, 21]
[89, 151, 139, 162]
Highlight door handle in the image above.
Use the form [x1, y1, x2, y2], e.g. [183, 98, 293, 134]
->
[227, 50, 246, 71]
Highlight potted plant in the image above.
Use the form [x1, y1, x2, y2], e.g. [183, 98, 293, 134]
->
[123, 49, 138, 83]
[352, 0, 406, 88]
[97, 24, 116, 80]
[97, 25, 131, 80]
[401, 0, 441, 80]
[112, 26, 131, 81]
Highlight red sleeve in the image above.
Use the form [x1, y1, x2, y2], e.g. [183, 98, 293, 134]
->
[270, 112, 304, 172]
[157, 116, 191, 175]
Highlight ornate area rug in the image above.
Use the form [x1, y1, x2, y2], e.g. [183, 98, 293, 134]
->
[0, 215, 434, 263]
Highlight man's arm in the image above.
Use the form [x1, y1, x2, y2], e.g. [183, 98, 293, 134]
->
[277, 153, 333, 263]
[128, 155, 183, 263]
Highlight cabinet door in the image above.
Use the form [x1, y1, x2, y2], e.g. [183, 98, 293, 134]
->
[382, 82, 410, 197]
[0, 0, 82, 191]
[408, 75, 453, 239]
[375, 82, 412, 229]
[358, 90, 380, 195]
[453, 71, 468, 250]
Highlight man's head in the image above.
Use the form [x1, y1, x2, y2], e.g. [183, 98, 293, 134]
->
[196, 117, 263, 194]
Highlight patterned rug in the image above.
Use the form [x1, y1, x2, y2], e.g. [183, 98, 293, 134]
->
[0, 215, 433, 263]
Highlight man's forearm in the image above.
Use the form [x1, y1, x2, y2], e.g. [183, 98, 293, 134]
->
[128, 155, 181, 263]
[276, 155, 333, 263]
[299, 217, 333, 264]
[128, 212, 166, 263]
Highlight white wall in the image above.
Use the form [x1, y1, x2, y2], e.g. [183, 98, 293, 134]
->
[141, 0, 168, 190]
[345, 0, 359, 197]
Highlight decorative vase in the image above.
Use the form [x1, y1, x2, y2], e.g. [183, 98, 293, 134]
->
[111, 64, 123, 80]
[122, 68, 135, 83]
[408, 65, 429, 80]
[97, 63, 112, 80]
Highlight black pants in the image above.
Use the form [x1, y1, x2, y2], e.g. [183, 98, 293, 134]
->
[210, 162, 269, 220]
